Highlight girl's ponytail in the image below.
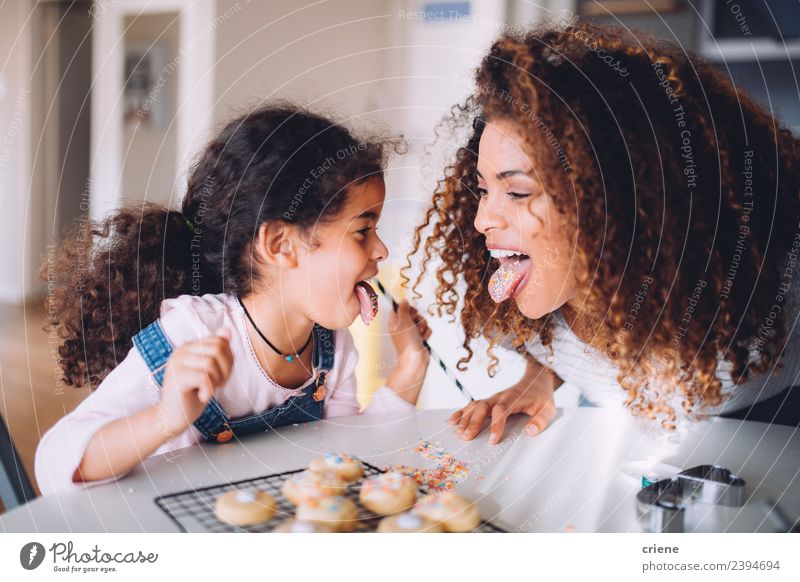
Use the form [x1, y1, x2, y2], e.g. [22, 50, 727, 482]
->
[45, 203, 201, 388]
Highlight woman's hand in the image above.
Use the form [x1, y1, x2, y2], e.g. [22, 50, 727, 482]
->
[157, 327, 234, 436]
[386, 300, 432, 404]
[448, 357, 561, 444]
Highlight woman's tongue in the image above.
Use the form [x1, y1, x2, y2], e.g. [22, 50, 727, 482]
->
[488, 256, 531, 303]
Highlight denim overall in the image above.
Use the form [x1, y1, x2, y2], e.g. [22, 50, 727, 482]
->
[132, 319, 335, 443]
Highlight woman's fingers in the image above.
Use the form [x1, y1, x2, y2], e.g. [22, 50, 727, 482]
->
[524, 400, 557, 436]
[488, 403, 511, 445]
[460, 401, 490, 440]
[447, 408, 465, 426]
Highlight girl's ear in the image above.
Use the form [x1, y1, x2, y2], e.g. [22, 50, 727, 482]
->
[254, 222, 298, 268]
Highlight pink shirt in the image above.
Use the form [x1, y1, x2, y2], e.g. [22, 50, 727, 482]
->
[34, 293, 414, 495]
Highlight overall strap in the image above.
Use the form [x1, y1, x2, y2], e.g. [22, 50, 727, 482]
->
[311, 325, 335, 400]
[132, 319, 173, 386]
[312, 324, 336, 372]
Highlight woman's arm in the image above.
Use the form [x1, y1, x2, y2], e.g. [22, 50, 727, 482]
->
[448, 354, 563, 444]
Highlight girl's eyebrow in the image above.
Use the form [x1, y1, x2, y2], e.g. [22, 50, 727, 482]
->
[353, 210, 378, 220]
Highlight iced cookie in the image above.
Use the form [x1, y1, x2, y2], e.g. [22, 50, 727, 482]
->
[412, 491, 481, 532]
[214, 488, 277, 526]
[281, 469, 346, 505]
[377, 511, 444, 533]
[359, 470, 418, 515]
[272, 518, 333, 533]
[296, 496, 359, 532]
[309, 452, 364, 483]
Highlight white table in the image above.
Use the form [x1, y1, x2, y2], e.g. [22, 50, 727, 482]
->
[1, 408, 798, 532]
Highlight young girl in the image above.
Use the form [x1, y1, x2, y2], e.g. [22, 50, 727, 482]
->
[36, 104, 431, 495]
[408, 22, 800, 441]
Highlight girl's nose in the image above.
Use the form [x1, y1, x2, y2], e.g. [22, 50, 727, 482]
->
[474, 195, 505, 234]
[372, 233, 388, 262]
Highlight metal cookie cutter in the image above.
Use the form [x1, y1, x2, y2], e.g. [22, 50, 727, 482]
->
[636, 464, 746, 532]
[676, 465, 746, 507]
[636, 477, 687, 533]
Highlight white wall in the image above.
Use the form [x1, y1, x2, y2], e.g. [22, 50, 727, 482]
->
[0, 1, 37, 303]
[213, 0, 391, 126]
[121, 12, 181, 207]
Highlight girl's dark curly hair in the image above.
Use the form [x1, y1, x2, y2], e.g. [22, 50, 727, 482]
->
[46, 103, 390, 389]
[406, 22, 800, 427]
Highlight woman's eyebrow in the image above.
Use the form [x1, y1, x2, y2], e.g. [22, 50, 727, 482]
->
[476, 169, 531, 179]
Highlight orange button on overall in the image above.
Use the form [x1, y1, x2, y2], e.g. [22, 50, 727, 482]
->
[215, 429, 234, 443]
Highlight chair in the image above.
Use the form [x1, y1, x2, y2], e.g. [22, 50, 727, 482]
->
[0, 411, 36, 512]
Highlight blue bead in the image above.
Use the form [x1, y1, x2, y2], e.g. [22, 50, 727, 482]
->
[286, 355, 294, 362]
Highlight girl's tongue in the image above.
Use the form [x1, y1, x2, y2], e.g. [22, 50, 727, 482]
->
[488, 255, 532, 303]
[354, 281, 379, 325]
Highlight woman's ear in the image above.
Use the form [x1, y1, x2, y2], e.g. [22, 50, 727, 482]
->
[254, 222, 298, 268]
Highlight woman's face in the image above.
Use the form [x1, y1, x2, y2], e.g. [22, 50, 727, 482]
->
[474, 119, 577, 319]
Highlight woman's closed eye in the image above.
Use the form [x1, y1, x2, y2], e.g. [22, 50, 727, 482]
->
[476, 187, 532, 200]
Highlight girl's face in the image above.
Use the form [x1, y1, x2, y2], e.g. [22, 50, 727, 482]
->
[298, 177, 388, 329]
[474, 119, 577, 319]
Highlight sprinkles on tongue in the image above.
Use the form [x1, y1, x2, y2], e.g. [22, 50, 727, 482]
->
[355, 281, 379, 325]
[488, 256, 528, 303]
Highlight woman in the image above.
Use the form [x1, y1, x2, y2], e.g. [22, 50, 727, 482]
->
[407, 22, 800, 442]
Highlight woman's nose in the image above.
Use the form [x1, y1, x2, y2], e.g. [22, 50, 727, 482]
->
[474, 195, 504, 234]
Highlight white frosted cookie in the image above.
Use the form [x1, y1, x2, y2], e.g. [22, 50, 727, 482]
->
[377, 511, 444, 533]
[412, 491, 481, 532]
[295, 496, 359, 532]
[281, 469, 346, 505]
[309, 452, 364, 482]
[359, 470, 418, 515]
[214, 489, 277, 526]
[272, 518, 333, 533]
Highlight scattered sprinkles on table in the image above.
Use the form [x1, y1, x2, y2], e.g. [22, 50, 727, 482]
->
[387, 440, 472, 492]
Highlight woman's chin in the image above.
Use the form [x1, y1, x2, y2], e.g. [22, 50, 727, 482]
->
[513, 291, 550, 320]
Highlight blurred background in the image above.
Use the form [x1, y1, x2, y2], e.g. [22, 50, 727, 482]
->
[1, 0, 799, 508]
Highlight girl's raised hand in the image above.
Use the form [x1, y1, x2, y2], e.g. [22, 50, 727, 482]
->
[388, 300, 431, 366]
[385, 301, 431, 404]
[157, 327, 234, 437]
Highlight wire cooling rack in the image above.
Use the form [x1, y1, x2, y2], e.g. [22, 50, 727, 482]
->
[155, 461, 506, 533]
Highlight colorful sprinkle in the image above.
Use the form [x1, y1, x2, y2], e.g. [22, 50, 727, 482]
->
[387, 440, 472, 492]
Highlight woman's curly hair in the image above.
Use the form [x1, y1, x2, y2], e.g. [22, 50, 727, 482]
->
[45, 103, 391, 389]
[405, 22, 800, 427]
